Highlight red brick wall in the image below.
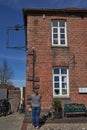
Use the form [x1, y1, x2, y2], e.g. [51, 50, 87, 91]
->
[8, 90, 20, 112]
[25, 13, 87, 110]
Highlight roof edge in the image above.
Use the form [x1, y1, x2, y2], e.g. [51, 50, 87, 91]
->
[23, 7, 87, 13]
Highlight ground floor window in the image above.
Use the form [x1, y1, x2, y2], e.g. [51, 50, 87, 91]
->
[53, 67, 69, 97]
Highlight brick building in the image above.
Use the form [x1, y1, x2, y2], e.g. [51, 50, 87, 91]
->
[23, 8, 87, 111]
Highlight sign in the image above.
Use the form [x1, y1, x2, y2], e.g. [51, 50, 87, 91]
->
[79, 87, 87, 93]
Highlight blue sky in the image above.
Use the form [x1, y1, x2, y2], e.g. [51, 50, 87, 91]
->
[0, 0, 87, 87]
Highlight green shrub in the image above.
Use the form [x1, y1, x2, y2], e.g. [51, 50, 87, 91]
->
[52, 99, 62, 112]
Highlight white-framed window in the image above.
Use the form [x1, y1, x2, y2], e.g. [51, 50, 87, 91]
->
[53, 67, 69, 97]
[52, 20, 67, 46]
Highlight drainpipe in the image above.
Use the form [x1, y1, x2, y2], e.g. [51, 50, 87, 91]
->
[32, 49, 36, 89]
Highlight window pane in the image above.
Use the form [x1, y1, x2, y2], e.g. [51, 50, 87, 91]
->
[53, 28, 58, 33]
[62, 76, 67, 82]
[54, 89, 59, 95]
[60, 40, 65, 45]
[55, 83, 59, 88]
[53, 40, 58, 44]
[54, 76, 59, 81]
[62, 83, 67, 88]
[52, 20, 58, 27]
[59, 21, 65, 27]
[53, 34, 58, 38]
[54, 68, 59, 74]
[60, 28, 65, 33]
[61, 68, 67, 74]
[60, 34, 65, 38]
[62, 89, 67, 95]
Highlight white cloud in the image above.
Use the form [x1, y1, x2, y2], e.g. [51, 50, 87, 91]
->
[9, 79, 26, 87]
[10, 79, 25, 83]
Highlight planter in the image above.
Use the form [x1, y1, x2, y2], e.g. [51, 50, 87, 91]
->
[54, 110, 62, 119]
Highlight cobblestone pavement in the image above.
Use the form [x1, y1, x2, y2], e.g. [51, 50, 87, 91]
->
[0, 112, 24, 130]
[27, 123, 87, 130]
[2, 112, 87, 130]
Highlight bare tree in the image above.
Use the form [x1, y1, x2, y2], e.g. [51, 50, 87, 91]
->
[0, 59, 14, 86]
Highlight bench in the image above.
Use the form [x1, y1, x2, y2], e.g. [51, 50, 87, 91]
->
[64, 103, 87, 117]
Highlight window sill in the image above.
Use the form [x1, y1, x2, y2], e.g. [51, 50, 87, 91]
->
[51, 46, 69, 49]
[53, 95, 70, 98]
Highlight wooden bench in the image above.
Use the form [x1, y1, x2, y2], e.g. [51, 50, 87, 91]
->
[64, 103, 87, 117]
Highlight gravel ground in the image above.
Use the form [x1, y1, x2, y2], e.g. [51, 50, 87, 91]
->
[27, 123, 87, 130]
[0, 112, 24, 130]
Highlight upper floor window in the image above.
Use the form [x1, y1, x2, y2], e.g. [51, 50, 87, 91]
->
[52, 20, 67, 46]
[53, 67, 69, 97]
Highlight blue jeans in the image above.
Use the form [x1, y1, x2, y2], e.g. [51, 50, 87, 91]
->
[32, 106, 41, 127]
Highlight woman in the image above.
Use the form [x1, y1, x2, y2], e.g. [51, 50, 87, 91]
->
[29, 88, 41, 129]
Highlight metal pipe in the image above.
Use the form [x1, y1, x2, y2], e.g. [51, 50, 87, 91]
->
[32, 49, 35, 88]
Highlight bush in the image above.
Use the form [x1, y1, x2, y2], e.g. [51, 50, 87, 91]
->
[52, 99, 62, 112]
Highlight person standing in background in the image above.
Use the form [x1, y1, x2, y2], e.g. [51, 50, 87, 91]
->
[29, 88, 41, 129]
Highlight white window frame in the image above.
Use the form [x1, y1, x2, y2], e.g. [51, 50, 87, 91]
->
[52, 20, 67, 46]
[53, 67, 69, 97]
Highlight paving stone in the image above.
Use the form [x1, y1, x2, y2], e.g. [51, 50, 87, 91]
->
[27, 123, 87, 130]
[0, 112, 24, 130]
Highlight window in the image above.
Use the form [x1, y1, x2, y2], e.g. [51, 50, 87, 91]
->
[53, 67, 69, 97]
[52, 20, 67, 46]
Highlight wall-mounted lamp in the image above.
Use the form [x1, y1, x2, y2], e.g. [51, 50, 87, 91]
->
[43, 14, 45, 19]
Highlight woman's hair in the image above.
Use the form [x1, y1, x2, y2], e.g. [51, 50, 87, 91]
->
[33, 88, 38, 94]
